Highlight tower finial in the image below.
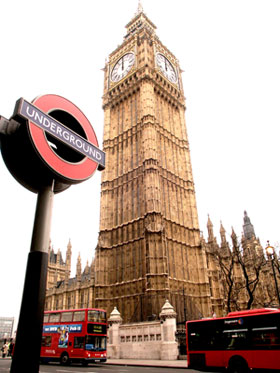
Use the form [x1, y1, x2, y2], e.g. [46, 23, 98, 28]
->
[137, 0, 143, 14]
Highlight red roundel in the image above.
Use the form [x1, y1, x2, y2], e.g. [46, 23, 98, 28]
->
[28, 94, 99, 182]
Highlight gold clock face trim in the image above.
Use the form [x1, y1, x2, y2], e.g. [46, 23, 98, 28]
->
[156, 53, 178, 83]
[110, 53, 135, 83]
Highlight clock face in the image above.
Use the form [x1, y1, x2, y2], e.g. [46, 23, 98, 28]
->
[111, 53, 135, 82]
[156, 53, 177, 83]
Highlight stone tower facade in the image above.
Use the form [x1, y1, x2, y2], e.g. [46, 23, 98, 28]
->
[45, 243, 95, 311]
[94, 6, 212, 323]
[47, 240, 72, 290]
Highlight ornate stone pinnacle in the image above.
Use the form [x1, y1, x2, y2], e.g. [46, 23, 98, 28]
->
[159, 299, 177, 320]
[108, 306, 123, 324]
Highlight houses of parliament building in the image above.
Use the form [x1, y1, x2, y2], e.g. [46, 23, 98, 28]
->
[45, 4, 280, 324]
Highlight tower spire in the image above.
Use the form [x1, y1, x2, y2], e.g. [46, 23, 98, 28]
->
[137, 0, 143, 14]
[243, 210, 255, 240]
[207, 215, 214, 242]
[220, 221, 226, 245]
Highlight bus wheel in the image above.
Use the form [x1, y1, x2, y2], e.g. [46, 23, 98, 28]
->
[228, 357, 249, 373]
[60, 352, 70, 366]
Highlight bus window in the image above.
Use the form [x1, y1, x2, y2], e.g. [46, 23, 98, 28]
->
[73, 311, 85, 322]
[252, 327, 280, 347]
[61, 312, 73, 322]
[43, 314, 49, 323]
[41, 336, 52, 347]
[188, 332, 201, 350]
[188, 322, 223, 350]
[88, 310, 99, 322]
[85, 335, 106, 351]
[88, 310, 106, 323]
[100, 311, 106, 323]
[49, 313, 60, 322]
[74, 337, 84, 349]
[223, 330, 248, 349]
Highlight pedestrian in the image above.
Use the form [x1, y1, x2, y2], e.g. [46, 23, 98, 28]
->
[8, 340, 14, 357]
[1, 342, 9, 358]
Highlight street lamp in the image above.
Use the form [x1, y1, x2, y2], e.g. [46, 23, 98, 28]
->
[265, 241, 280, 306]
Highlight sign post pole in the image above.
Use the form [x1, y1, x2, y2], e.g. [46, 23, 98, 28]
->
[10, 181, 54, 373]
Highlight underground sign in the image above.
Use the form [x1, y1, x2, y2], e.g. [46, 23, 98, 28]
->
[0, 94, 105, 193]
[15, 95, 105, 182]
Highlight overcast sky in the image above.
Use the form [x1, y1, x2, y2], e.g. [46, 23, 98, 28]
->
[1, 0, 280, 325]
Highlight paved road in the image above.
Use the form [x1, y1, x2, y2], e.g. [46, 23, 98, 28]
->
[0, 359, 214, 373]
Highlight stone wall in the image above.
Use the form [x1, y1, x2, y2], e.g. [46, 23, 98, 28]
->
[107, 300, 178, 360]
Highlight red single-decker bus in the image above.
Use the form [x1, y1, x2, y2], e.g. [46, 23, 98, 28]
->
[186, 308, 280, 372]
[41, 308, 107, 366]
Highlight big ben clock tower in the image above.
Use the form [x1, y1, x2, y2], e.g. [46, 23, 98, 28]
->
[95, 3, 212, 323]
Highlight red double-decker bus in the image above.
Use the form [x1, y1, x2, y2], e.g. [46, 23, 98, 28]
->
[41, 308, 107, 366]
[186, 308, 280, 372]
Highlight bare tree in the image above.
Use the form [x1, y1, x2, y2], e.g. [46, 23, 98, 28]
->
[213, 251, 235, 313]
[231, 232, 266, 310]
[212, 232, 267, 311]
